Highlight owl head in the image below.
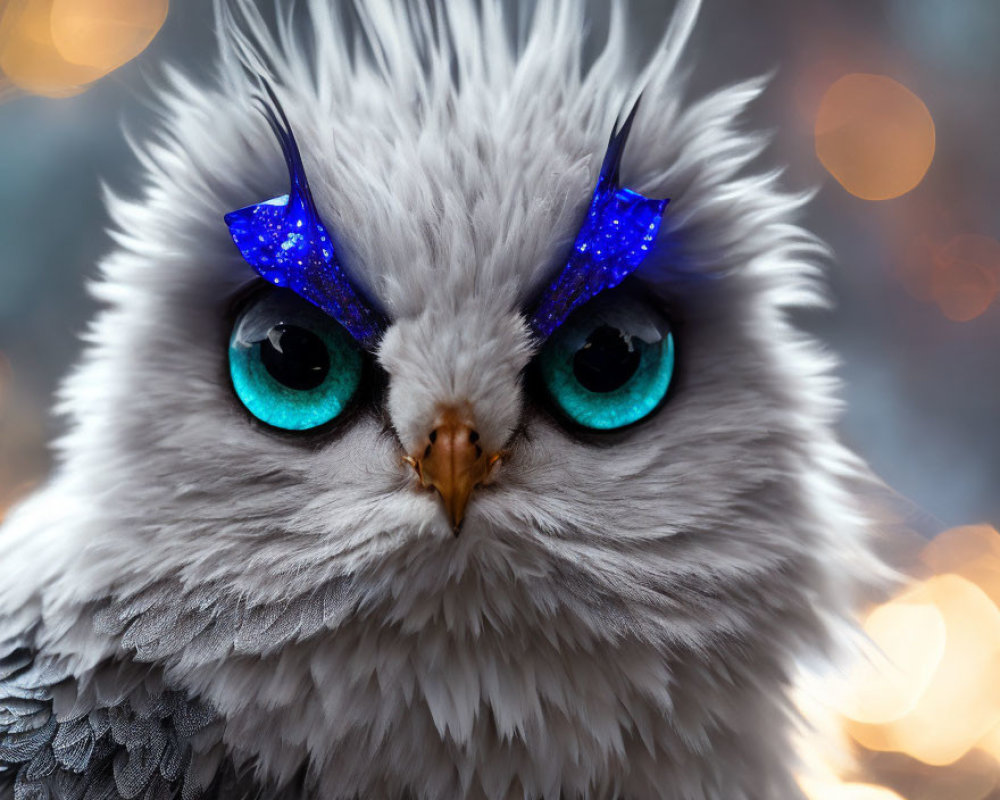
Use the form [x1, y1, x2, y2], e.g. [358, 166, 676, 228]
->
[2, 0, 886, 795]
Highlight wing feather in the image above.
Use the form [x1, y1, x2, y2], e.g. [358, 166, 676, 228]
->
[0, 632, 232, 800]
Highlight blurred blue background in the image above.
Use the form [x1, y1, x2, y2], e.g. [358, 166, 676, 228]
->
[0, 0, 997, 532]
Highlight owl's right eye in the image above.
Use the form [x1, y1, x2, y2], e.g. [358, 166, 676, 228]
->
[534, 290, 675, 431]
[228, 289, 364, 431]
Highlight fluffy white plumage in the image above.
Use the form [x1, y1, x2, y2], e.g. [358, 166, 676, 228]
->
[0, 1, 889, 798]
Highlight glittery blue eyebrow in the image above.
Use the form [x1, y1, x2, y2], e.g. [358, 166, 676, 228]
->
[529, 97, 669, 339]
[224, 85, 385, 348]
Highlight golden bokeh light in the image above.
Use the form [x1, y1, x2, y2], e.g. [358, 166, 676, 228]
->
[866, 750, 1000, 800]
[799, 525, 1000, 797]
[848, 574, 1000, 766]
[921, 524, 1000, 604]
[976, 721, 1000, 765]
[0, 0, 167, 98]
[0, 0, 100, 97]
[800, 776, 906, 800]
[930, 235, 1000, 322]
[49, 0, 167, 74]
[836, 601, 946, 725]
[897, 235, 1000, 322]
[815, 74, 935, 201]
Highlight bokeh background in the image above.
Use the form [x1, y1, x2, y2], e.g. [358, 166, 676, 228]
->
[0, 2, 998, 799]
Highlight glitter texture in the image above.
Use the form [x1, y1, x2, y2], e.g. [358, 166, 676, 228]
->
[530, 98, 668, 339]
[225, 87, 385, 348]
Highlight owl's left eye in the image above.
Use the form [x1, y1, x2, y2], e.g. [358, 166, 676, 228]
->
[229, 289, 364, 431]
[535, 292, 675, 431]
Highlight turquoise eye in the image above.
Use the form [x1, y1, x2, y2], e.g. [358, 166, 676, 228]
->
[229, 290, 364, 431]
[537, 296, 675, 431]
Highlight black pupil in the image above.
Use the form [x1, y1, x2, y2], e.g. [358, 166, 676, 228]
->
[572, 325, 642, 393]
[260, 324, 330, 391]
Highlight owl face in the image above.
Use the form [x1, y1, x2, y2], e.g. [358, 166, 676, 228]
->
[0, 4, 890, 794]
[46, 0, 870, 681]
[223, 92, 673, 540]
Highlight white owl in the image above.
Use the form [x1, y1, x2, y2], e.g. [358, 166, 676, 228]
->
[0, 1, 886, 798]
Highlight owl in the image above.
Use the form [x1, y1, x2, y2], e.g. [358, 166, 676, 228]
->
[0, 1, 886, 798]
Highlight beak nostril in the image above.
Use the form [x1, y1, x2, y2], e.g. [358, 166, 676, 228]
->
[406, 408, 502, 531]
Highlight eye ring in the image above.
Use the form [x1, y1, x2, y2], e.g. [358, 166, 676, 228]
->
[532, 291, 676, 432]
[228, 288, 367, 432]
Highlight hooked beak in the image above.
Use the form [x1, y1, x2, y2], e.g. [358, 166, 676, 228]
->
[404, 407, 502, 533]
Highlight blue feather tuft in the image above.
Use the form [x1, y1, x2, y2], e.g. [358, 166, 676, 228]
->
[224, 83, 386, 348]
[530, 96, 669, 339]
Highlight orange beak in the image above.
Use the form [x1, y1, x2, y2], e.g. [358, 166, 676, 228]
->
[404, 407, 502, 533]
